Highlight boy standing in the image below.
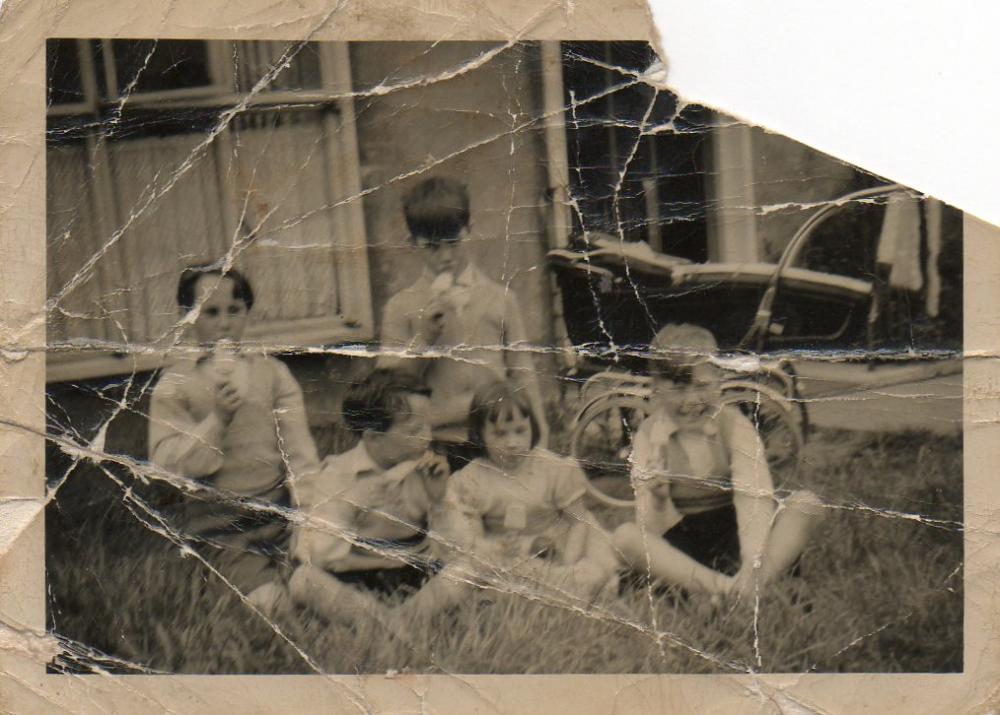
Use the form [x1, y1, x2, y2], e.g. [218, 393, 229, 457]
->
[377, 177, 549, 468]
[149, 264, 321, 611]
[289, 370, 451, 622]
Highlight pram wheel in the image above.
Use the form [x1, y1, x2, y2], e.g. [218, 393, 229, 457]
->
[721, 382, 805, 494]
[569, 393, 651, 508]
[569, 383, 804, 508]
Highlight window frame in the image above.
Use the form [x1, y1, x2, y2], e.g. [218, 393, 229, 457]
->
[45, 40, 372, 383]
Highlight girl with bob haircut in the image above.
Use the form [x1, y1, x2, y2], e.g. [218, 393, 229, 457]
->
[399, 381, 619, 618]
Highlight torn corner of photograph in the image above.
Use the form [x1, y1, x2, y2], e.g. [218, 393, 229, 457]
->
[0, 0, 998, 713]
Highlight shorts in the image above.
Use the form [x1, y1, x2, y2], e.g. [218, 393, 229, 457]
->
[332, 560, 442, 599]
[662, 503, 742, 577]
[172, 484, 293, 595]
[619, 502, 740, 597]
[313, 531, 442, 600]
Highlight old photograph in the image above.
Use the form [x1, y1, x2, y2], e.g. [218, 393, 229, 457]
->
[44, 39, 963, 675]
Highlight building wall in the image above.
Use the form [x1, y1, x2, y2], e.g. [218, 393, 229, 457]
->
[747, 127, 872, 261]
[350, 41, 555, 347]
[305, 42, 560, 425]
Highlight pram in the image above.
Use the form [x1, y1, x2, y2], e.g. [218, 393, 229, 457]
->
[548, 184, 909, 507]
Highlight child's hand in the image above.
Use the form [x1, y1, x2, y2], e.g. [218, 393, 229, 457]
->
[414, 451, 450, 480]
[215, 379, 243, 423]
[414, 451, 450, 503]
[421, 295, 457, 345]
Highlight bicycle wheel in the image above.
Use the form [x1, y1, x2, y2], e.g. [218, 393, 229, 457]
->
[721, 382, 805, 492]
[568, 394, 650, 508]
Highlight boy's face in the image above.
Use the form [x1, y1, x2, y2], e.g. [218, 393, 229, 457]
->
[416, 229, 468, 277]
[188, 274, 250, 346]
[483, 406, 534, 472]
[650, 360, 723, 430]
[377, 393, 433, 466]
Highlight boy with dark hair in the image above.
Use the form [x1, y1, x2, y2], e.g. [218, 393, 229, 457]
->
[288, 369, 451, 622]
[377, 176, 549, 471]
[149, 264, 321, 613]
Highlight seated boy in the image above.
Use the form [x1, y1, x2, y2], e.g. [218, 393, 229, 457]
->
[288, 369, 451, 623]
[376, 176, 549, 470]
[148, 264, 321, 612]
[613, 323, 824, 600]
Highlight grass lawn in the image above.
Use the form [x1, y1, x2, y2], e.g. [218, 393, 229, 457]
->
[45, 426, 962, 675]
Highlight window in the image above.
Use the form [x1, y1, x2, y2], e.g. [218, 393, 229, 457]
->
[560, 41, 716, 262]
[46, 40, 371, 382]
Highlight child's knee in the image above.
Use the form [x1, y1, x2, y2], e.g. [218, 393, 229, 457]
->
[783, 489, 825, 518]
[289, 563, 323, 604]
[572, 559, 618, 597]
[613, 522, 643, 559]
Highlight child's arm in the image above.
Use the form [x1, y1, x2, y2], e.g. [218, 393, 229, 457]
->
[271, 360, 322, 492]
[628, 421, 682, 537]
[552, 460, 604, 565]
[148, 371, 229, 478]
[500, 304, 550, 446]
[558, 498, 594, 565]
[376, 290, 430, 377]
[726, 409, 778, 586]
[438, 475, 496, 562]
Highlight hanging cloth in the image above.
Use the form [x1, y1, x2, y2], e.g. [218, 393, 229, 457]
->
[876, 192, 924, 293]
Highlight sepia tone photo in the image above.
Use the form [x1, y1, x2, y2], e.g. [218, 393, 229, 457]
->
[43, 38, 963, 676]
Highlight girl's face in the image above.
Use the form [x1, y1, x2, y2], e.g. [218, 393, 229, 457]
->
[650, 360, 723, 430]
[482, 405, 534, 471]
[190, 275, 250, 346]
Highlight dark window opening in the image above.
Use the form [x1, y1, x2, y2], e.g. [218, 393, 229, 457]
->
[560, 41, 714, 263]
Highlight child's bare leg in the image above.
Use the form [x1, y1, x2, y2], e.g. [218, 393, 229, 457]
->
[566, 528, 621, 599]
[288, 564, 385, 625]
[754, 489, 825, 587]
[614, 522, 730, 595]
[398, 564, 472, 619]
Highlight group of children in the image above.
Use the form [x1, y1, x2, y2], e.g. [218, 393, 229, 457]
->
[149, 177, 822, 625]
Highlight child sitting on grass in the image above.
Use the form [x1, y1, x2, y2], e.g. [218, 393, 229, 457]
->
[288, 370, 451, 623]
[613, 323, 824, 601]
[149, 264, 321, 613]
[401, 381, 620, 618]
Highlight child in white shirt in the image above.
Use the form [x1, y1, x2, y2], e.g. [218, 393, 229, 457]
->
[613, 323, 824, 600]
[377, 177, 549, 470]
[289, 370, 450, 623]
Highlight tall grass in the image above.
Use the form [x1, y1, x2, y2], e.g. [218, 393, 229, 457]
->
[46, 428, 962, 674]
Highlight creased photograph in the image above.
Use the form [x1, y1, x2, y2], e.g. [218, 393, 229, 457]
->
[42, 38, 964, 677]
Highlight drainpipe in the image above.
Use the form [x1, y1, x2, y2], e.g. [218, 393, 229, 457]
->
[540, 41, 574, 367]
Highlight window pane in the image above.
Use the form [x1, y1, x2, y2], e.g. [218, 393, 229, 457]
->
[47, 39, 85, 105]
[111, 40, 212, 96]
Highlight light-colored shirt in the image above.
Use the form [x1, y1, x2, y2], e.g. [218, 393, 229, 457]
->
[378, 263, 533, 440]
[628, 405, 774, 560]
[443, 449, 589, 553]
[148, 352, 320, 496]
[293, 441, 435, 572]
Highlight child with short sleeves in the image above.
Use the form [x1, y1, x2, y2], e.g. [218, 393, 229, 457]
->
[288, 370, 451, 623]
[402, 381, 619, 618]
[613, 323, 824, 600]
[148, 265, 321, 612]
